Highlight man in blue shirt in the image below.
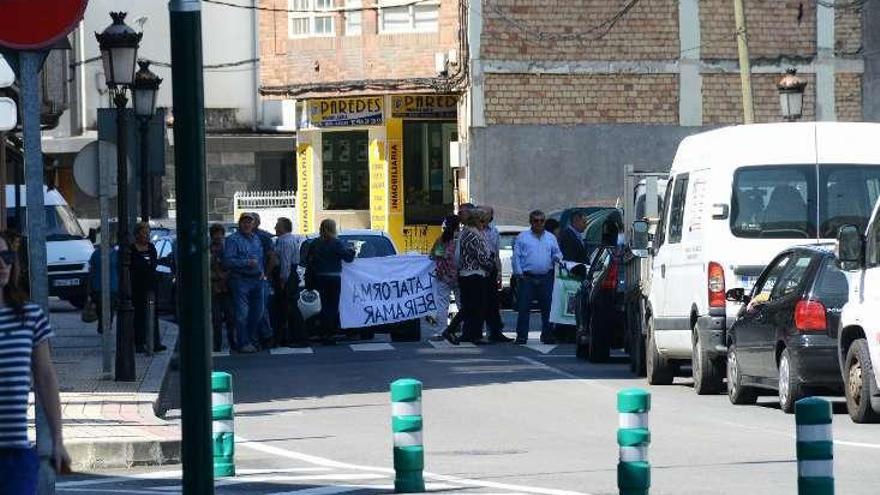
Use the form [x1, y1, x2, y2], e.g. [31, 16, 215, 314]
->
[224, 212, 265, 353]
[512, 209, 562, 344]
[252, 213, 277, 347]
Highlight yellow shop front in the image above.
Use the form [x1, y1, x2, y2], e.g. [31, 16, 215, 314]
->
[296, 94, 459, 253]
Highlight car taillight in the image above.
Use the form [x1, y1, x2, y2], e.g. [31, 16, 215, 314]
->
[794, 300, 827, 332]
[708, 262, 725, 308]
[602, 256, 619, 290]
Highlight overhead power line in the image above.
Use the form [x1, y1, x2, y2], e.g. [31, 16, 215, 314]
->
[486, 0, 642, 44]
[203, 0, 437, 14]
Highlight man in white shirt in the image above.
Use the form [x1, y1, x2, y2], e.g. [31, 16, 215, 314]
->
[274, 217, 308, 347]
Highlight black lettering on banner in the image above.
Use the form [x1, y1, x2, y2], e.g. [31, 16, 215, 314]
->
[404, 299, 416, 317]
[390, 280, 400, 299]
[413, 295, 426, 315]
[351, 284, 363, 305]
[399, 278, 411, 298]
[363, 306, 375, 325]
[424, 293, 436, 311]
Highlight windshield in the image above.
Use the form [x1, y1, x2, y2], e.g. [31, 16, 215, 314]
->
[730, 164, 880, 239]
[339, 235, 396, 258]
[499, 233, 518, 250]
[8, 205, 86, 240]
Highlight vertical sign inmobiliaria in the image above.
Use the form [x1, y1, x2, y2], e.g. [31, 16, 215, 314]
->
[297, 143, 313, 234]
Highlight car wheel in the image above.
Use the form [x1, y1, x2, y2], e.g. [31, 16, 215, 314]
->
[391, 319, 421, 343]
[727, 343, 758, 405]
[632, 332, 647, 378]
[778, 348, 803, 414]
[587, 311, 610, 363]
[844, 338, 880, 423]
[67, 293, 87, 310]
[692, 326, 724, 395]
[646, 314, 674, 385]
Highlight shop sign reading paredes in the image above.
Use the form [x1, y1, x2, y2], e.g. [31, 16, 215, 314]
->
[309, 97, 383, 127]
[391, 94, 458, 119]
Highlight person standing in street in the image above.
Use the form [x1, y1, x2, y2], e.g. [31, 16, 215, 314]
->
[131, 222, 165, 353]
[457, 208, 495, 344]
[210, 223, 236, 352]
[480, 205, 512, 343]
[252, 213, 277, 348]
[224, 212, 265, 353]
[512, 210, 562, 345]
[430, 214, 459, 343]
[558, 211, 589, 264]
[441, 202, 475, 339]
[305, 219, 355, 345]
[0, 231, 70, 493]
[273, 217, 307, 347]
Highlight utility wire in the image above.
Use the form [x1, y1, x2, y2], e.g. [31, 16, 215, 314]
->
[485, 0, 642, 44]
[203, 0, 437, 14]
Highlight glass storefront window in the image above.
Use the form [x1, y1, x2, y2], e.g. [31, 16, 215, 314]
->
[403, 121, 456, 225]
[322, 131, 369, 210]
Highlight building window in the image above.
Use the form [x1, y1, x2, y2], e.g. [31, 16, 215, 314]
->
[289, 0, 335, 38]
[345, 0, 362, 36]
[379, 0, 439, 33]
[322, 131, 370, 211]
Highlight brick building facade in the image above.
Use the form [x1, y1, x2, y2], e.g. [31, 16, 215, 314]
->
[462, 0, 876, 223]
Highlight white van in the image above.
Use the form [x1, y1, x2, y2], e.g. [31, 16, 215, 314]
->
[647, 122, 880, 394]
[6, 186, 94, 307]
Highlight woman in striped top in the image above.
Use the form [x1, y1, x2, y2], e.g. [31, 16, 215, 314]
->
[457, 209, 495, 344]
[0, 231, 69, 493]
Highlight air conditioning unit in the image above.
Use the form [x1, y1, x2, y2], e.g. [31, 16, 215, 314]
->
[261, 99, 298, 131]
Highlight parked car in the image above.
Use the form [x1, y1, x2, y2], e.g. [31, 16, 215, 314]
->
[498, 225, 527, 307]
[548, 207, 614, 232]
[7, 186, 93, 308]
[645, 122, 880, 395]
[836, 214, 880, 423]
[575, 245, 626, 362]
[725, 246, 846, 413]
[299, 229, 420, 342]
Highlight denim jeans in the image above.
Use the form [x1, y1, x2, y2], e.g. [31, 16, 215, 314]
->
[0, 447, 38, 494]
[230, 277, 264, 349]
[515, 272, 553, 341]
[258, 279, 274, 342]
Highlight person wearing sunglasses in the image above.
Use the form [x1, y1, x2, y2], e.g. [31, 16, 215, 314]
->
[0, 231, 70, 492]
[512, 210, 563, 345]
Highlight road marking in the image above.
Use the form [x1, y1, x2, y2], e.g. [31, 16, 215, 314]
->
[216, 473, 388, 487]
[428, 340, 477, 350]
[514, 357, 617, 392]
[212, 351, 230, 357]
[237, 436, 593, 495]
[834, 440, 880, 450]
[265, 486, 371, 495]
[525, 343, 557, 354]
[60, 489, 174, 494]
[350, 343, 394, 352]
[271, 347, 316, 355]
[58, 471, 182, 488]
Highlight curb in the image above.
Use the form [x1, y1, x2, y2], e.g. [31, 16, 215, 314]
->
[69, 319, 182, 471]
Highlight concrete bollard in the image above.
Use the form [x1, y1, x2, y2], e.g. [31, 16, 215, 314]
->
[795, 397, 834, 495]
[391, 378, 425, 493]
[617, 388, 651, 495]
[212, 371, 235, 477]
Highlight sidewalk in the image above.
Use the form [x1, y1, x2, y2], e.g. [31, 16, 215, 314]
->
[28, 302, 181, 471]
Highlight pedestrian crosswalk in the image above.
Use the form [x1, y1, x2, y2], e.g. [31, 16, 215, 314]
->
[211, 334, 569, 358]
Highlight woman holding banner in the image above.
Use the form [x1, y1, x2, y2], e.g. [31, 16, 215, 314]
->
[307, 219, 356, 345]
[430, 214, 459, 343]
[457, 209, 495, 344]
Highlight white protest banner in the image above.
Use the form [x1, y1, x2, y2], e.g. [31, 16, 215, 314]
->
[340, 254, 438, 329]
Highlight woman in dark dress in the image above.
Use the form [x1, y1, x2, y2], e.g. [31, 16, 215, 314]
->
[131, 222, 165, 352]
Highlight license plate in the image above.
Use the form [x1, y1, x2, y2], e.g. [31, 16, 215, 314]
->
[53, 278, 80, 287]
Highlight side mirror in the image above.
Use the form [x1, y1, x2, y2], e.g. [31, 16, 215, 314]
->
[726, 288, 749, 303]
[837, 224, 864, 269]
[631, 220, 649, 250]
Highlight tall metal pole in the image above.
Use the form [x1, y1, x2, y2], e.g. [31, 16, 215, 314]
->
[169, 1, 213, 492]
[733, 0, 755, 124]
[114, 91, 135, 381]
[98, 142, 112, 376]
[138, 118, 155, 356]
[20, 49, 55, 495]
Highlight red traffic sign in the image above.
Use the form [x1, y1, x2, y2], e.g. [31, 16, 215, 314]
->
[0, 0, 88, 50]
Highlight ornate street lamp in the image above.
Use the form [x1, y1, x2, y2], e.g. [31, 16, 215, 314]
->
[96, 11, 141, 381]
[132, 60, 162, 222]
[777, 67, 808, 122]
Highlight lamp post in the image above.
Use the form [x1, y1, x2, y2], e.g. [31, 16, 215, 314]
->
[132, 60, 162, 223]
[132, 60, 162, 355]
[777, 67, 808, 122]
[96, 11, 141, 381]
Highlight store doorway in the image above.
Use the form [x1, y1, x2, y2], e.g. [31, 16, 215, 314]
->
[322, 131, 369, 211]
[403, 121, 457, 225]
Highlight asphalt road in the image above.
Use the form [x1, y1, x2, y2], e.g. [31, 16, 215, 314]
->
[58, 311, 880, 495]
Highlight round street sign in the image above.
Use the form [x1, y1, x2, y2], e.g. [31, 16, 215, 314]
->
[73, 140, 121, 198]
[0, 0, 88, 50]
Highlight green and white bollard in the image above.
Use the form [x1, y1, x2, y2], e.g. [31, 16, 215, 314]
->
[796, 397, 834, 495]
[391, 378, 425, 493]
[617, 388, 651, 495]
[212, 371, 235, 477]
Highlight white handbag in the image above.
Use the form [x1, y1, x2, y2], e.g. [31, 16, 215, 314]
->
[298, 289, 322, 320]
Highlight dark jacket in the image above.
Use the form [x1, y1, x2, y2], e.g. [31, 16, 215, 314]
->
[558, 226, 588, 264]
[308, 237, 355, 277]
